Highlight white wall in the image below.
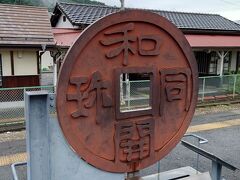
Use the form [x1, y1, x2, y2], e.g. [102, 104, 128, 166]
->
[56, 15, 78, 28]
[14, 50, 38, 75]
[0, 50, 12, 76]
[41, 51, 53, 70]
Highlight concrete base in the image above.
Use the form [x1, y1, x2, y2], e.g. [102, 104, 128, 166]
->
[128, 167, 211, 180]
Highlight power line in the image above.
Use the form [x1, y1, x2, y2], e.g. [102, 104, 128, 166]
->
[219, 0, 240, 6]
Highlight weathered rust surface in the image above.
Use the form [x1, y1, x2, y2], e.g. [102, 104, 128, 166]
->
[56, 10, 198, 173]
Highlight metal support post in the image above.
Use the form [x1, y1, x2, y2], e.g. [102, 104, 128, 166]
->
[233, 75, 237, 98]
[120, 74, 124, 105]
[126, 74, 131, 109]
[211, 161, 222, 180]
[25, 91, 50, 180]
[157, 161, 161, 180]
[202, 77, 206, 102]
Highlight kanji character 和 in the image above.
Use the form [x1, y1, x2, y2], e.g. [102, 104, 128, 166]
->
[100, 23, 136, 66]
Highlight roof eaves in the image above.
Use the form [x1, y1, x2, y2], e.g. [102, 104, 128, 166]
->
[0, 43, 55, 49]
[0, 3, 48, 10]
[182, 28, 240, 35]
[219, 15, 240, 29]
[58, 2, 110, 8]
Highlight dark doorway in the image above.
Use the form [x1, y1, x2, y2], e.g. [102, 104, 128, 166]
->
[195, 51, 218, 76]
[236, 51, 240, 73]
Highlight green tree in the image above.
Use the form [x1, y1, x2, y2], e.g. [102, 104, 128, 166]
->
[59, 0, 105, 5]
[0, 0, 105, 7]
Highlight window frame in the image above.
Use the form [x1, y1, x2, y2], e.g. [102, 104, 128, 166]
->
[114, 67, 157, 120]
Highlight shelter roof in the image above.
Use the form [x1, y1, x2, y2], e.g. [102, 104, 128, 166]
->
[0, 3, 54, 47]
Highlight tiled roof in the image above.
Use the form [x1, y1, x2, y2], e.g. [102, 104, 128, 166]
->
[0, 4, 54, 47]
[53, 2, 240, 33]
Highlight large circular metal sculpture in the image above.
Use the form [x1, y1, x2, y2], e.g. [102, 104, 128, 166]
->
[57, 10, 198, 173]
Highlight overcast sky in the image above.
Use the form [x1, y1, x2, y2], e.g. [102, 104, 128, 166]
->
[96, 0, 240, 21]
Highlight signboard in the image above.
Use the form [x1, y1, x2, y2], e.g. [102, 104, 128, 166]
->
[57, 10, 198, 173]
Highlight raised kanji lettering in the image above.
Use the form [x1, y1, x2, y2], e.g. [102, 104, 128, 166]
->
[115, 118, 154, 163]
[67, 77, 88, 117]
[138, 35, 161, 56]
[67, 71, 112, 124]
[100, 23, 137, 66]
[160, 68, 191, 116]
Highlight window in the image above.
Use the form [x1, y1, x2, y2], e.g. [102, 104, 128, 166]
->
[223, 52, 232, 74]
[208, 52, 218, 75]
[63, 16, 66, 22]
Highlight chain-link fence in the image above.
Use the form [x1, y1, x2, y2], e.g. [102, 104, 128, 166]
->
[1, 75, 240, 123]
[198, 74, 240, 102]
[120, 74, 240, 107]
[120, 80, 151, 112]
[0, 86, 55, 123]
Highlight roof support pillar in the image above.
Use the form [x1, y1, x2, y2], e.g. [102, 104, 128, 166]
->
[217, 51, 228, 76]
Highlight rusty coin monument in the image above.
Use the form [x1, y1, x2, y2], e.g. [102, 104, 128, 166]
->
[57, 10, 198, 173]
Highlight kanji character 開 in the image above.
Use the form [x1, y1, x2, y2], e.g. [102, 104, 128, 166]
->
[115, 118, 154, 163]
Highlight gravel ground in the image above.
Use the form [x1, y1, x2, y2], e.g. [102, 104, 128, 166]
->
[0, 131, 25, 143]
[195, 103, 240, 116]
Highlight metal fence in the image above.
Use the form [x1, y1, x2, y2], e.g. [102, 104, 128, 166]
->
[199, 74, 240, 102]
[0, 86, 55, 123]
[1, 74, 240, 123]
[121, 80, 151, 112]
[120, 74, 240, 107]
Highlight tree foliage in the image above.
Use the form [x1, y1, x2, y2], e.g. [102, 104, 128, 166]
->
[0, 0, 105, 8]
[59, 0, 105, 5]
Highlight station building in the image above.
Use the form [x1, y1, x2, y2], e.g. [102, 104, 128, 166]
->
[50, 2, 240, 77]
[0, 4, 54, 88]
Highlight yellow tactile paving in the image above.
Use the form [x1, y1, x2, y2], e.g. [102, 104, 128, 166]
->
[0, 152, 26, 167]
[0, 119, 240, 167]
[187, 119, 240, 133]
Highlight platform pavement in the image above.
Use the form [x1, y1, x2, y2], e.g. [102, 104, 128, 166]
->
[0, 107, 240, 179]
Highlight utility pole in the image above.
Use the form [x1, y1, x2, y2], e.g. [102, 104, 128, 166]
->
[120, 0, 125, 10]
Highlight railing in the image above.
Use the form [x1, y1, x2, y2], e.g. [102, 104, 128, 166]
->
[0, 86, 55, 123]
